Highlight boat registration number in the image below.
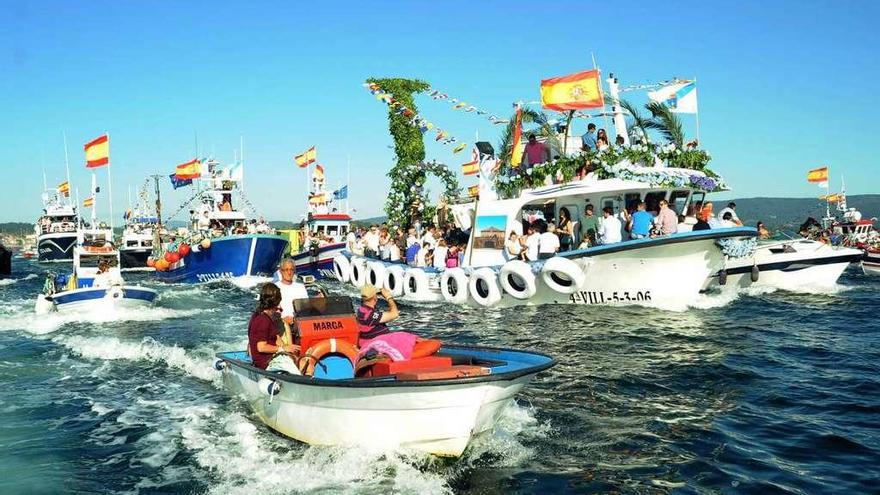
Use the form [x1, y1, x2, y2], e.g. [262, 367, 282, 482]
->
[196, 272, 235, 282]
[568, 290, 652, 305]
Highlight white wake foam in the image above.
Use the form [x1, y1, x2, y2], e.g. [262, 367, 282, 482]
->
[0, 273, 37, 286]
[0, 305, 212, 335]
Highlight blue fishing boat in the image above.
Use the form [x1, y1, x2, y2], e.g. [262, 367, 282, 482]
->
[154, 159, 288, 284]
[292, 213, 351, 279]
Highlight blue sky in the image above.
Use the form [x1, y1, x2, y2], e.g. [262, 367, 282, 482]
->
[2, 0, 878, 222]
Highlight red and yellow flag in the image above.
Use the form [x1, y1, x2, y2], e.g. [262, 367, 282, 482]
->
[175, 158, 201, 180]
[467, 185, 479, 197]
[540, 69, 603, 111]
[308, 192, 326, 205]
[821, 193, 842, 203]
[57, 181, 70, 197]
[461, 148, 479, 175]
[83, 196, 95, 208]
[84, 134, 110, 168]
[510, 106, 524, 168]
[295, 146, 316, 168]
[313, 163, 325, 181]
[807, 166, 828, 183]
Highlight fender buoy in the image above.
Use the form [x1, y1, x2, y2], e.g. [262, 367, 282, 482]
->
[468, 267, 502, 306]
[403, 268, 431, 299]
[540, 257, 586, 294]
[146, 257, 156, 268]
[298, 338, 359, 377]
[384, 265, 406, 297]
[201, 238, 211, 250]
[154, 259, 170, 271]
[366, 261, 388, 289]
[257, 376, 281, 397]
[333, 255, 351, 283]
[440, 267, 469, 304]
[212, 359, 227, 371]
[718, 269, 728, 286]
[178, 243, 191, 257]
[499, 260, 537, 300]
[750, 265, 760, 283]
[349, 257, 368, 288]
[164, 251, 180, 264]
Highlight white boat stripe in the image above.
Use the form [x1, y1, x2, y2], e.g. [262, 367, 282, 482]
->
[246, 237, 257, 276]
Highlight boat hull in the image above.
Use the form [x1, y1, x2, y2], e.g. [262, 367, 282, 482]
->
[863, 250, 880, 276]
[120, 247, 153, 272]
[35, 285, 158, 314]
[292, 242, 346, 279]
[37, 232, 77, 262]
[705, 240, 863, 291]
[155, 235, 288, 284]
[217, 346, 550, 457]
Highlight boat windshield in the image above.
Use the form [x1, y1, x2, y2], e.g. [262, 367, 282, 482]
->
[293, 296, 355, 318]
[79, 255, 118, 268]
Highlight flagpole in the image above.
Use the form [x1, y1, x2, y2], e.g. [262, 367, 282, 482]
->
[106, 132, 114, 232]
[694, 76, 702, 146]
[240, 135, 245, 193]
[62, 131, 72, 205]
[592, 52, 611, 137]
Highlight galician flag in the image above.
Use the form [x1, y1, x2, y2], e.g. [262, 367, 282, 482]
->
[648, 81, 698, 114]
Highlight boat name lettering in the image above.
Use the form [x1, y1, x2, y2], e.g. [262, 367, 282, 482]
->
[568, 290, 652, 304]
[195, 272, 235, 282]
[311, 320, 344, 331]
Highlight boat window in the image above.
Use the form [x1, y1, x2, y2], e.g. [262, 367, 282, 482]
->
[670, 190, 690, 215]
[293, 296, 354, 317]
[519, 201, 554, 231]
[79, 255, 118, 268]
[599, 195, 621, 214]
[143, 240, 152, 248]
[690, 191, 706, 208]
[327, 226, 338, 236]
[126, 240, 138, 247]
[624, 193, 641, 210]
[644, 191, 667, 213]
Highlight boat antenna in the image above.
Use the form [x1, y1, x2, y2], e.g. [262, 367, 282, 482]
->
[105, 131, 114, 232]
[62, 131, 72, 205]
[240, 134, 245, 193]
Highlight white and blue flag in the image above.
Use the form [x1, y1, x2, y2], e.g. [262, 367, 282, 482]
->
[648, 81, 698, 114]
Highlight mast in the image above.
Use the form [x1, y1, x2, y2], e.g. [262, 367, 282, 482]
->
[90, 172, 98, 226]
[62, 131, 72, 205]
[607, 73, 630, 147]
[240, 135, 245, 193]
[346, 154, 351, 215]
[106, 132, 114, 231]
[151, 174, 162, 256]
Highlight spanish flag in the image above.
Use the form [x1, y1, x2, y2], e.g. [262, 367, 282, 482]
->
[462, 149, 479, 176]
[84, 134, 110, 168]
[540, 69, 603, 111]
[295, 146, 316, 168]
[308, 192, 326, 205]
[807, 166, 828, 183]
[175, 158, 201, 180]
[313, 164, 325, 182]
[821, 193, 842, 203]
[510, 106, 524, 168]
[83, 196, 95, 208]
[58, 181, 70, 197]
[468, 185, 479, 197]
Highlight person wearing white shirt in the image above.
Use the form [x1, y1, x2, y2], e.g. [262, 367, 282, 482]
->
[389, 241, 402, 262]
[432, 240, 448, 269]
[525, 225, 540, 261]
[346, 229, 357, 251]
[421, 228, 437, 249]
[716, 202, 742, 226]
[505, 232, 522, 260]
[415, 243, 429, 267]
[538, 222, 560, 259]
[405, 227, 419, 250]
[276, 258, 310, 323]
[364, 225, 381, 256]
[598, 207, 623, 244]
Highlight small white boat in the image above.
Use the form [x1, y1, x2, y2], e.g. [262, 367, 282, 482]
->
[215, 297, 554, 457]
[863, 249, 880, 276]
[35, 228, 157, 313]
[705, 239, 863, 291]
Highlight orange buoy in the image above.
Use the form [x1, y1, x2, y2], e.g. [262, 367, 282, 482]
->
[200, 238, 211, 249]
[154, 258, 170, 271]
[164, 251, 180, 264]
[178, 243, 191, 257]
[298, 338, 360, 377]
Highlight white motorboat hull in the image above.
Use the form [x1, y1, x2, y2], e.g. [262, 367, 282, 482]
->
[338, 229, 758, 310]
[705, 240, 863, 291]
[862, 250, 880, 276]
[35, 285, 158, 314]
[217, 346, 553, 457]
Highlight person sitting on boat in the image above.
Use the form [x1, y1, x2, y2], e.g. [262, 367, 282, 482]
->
[356, 284, 441, 361]
[505, 232, 522, 260]
[246, 219, 258, 234]
[656, 199, 678, 236]
[577, 233, 591, 249]
[249, 283, 299, 369]
[276, 258, 310, 324]
[421, 226, 438, 249]
[717, 202, 743, 226]
[405, 240, 420, 266]
[693, 203, 713, 231]
[629, 202, 653, 239]
[388, 240, 402, 263]
[598, 207, 622, 244]
[677, 205, 699, 233]
[521, 134, 550, 166]
[538, 222, 560, 259]
[757, 221, 772, 239]
[256, 216, 270, 234]
[720, 212, 736, 228]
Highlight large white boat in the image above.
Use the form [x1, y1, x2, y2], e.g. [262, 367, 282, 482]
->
[704, 239, 863, 291]
[214, 297, 554, 457]
[35, 189, 79, 263]
[35, 227, 157, 313]
[120, 180, 160, 272]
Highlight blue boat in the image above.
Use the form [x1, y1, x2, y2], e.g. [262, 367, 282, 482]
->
[156, 234, 288, 284]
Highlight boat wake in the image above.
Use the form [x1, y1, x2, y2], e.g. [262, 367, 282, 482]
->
[0, 273, 38, 286]
[0, 303, 212, 335]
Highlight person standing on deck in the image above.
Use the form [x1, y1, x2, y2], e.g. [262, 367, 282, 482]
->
[598, 207, 622, 244]
[582, 204, 600, 245]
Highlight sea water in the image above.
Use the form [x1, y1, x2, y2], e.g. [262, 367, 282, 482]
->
[0, 261, 877, 494]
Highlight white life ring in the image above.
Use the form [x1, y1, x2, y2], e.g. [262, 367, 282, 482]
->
[540, 257, 586, 294]
[333, 255, 351, 283]
[499, 260, 537, 299]
[440, 267, 469, 304]
[468, 267, 502, 306]
[403, 268, 431, 299]
[349, 257, 368, 288]
[366, 261, 388, 289]
[384, 265, 406, 297]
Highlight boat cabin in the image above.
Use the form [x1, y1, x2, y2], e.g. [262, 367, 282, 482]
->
[306, 213, 351, 244]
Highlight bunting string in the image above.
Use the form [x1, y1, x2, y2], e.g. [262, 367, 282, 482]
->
[423, 86, 509, 125]
[619, 77, 690, 93]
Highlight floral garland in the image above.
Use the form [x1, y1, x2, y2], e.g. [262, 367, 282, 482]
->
[493, 143, 724, 199]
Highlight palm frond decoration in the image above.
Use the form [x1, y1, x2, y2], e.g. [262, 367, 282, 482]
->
[618, 99, 652, 145]
[644, 101, 684, 148]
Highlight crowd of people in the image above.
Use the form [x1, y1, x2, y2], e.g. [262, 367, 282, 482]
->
[345, 223, 469, 269]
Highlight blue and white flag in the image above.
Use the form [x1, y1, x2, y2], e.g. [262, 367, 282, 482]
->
[333, 185, 348, 200]
[169, 173, 193, 189]
[648, 81, 698, 114]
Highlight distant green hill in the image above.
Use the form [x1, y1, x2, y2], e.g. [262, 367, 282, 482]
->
[0, 222, 32, 234]
[728, 194, 879, 231]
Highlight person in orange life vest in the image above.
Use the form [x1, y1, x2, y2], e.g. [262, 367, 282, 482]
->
[356, 285, 440, 360]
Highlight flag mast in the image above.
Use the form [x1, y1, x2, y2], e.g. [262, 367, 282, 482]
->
[105, 132, 114, 231]
[346, 154, 351, 215]
[62, 131, 72, 205]
[694, 76, 701, 146]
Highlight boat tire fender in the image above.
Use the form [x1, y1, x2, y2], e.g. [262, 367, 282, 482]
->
[403, 269, 431, 299]
[440, 267, 470, 304]
[333, 255, 351, 283]
[468, 268, 502, 306]
[384, 265, 406, 297]
[540, 257, 586, 294]
[349, 257, 368, 288]
[499, 260, 537, 299]
[366, 261, 388, 289]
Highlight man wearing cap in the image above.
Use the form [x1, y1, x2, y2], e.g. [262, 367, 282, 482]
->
[356, 284, 441, 360]
[356, 284, 400, 342]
